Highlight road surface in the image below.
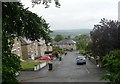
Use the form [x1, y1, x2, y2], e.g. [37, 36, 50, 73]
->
[17, 51, 106, 82]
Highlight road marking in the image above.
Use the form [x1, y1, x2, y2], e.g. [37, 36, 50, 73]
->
[85, 67, 90, 74]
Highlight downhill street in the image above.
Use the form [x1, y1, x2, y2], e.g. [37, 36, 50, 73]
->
[17, 51, 106, 82]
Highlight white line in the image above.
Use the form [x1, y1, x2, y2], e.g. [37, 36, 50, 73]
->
[85, 67, 90, 74]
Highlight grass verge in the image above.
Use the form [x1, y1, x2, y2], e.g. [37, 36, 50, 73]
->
[21, 61, 42, 71]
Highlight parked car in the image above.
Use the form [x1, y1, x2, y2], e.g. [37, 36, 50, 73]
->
[36, 56, 51, 61]
[76, 56, 86, 65]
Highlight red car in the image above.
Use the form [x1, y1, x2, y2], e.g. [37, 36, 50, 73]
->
[37, 56, 51, 61]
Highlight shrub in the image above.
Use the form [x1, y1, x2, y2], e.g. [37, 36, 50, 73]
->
[53, 47, 64, 54]
[79, 50, 86, 55]
[101, 50, 120, 84]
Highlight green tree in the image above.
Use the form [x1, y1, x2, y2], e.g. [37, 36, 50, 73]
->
[54, 34, 64, 42]
[85, 42, 93, 54]
[101, 50, 120, 84]
[75, 34, 91, 55]
[2, 2, 52, 83]
[53, 47, 64, 54]
[32, 0, 61, 8]
[91, 18, 120, 57]
[76, 40, 86, 50]
[90, 19, 120, 83]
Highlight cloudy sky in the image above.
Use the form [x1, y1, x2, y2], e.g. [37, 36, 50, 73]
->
[21, 0, 119, 30]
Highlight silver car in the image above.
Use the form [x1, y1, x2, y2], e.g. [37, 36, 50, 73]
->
[76, 56, 86, 65]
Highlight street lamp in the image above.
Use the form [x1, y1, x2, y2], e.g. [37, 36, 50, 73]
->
[32, 0, 61, 8]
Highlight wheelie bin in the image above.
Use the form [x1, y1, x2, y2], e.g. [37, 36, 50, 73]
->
[48, 62, 53, 70]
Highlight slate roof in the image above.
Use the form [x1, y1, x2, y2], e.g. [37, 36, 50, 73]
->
[20, 37, 33, 45]
[56, 39, 76, 45]
[38, 39, 46, 46]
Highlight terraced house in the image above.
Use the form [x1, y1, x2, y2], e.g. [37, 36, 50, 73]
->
[38, 39, 47, 57]
[11, 37, 53, 61]
[11, 37, 23, 60]
[20, 37, 33, 60]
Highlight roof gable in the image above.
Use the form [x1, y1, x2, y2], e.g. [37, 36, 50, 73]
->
[57, 39, 76, 45]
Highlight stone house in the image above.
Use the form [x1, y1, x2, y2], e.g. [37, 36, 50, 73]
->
[20, 38, 53, 60]
[38, 39, 47, 57]
[38, 39, 53, 56]
[12, 37, 53, 60]
[11, 37, 23, 60]
[20, 37, 33, 60]
[56, 39, 76, 50]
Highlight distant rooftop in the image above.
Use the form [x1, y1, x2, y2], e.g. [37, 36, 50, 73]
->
[56, 39, 76, 45]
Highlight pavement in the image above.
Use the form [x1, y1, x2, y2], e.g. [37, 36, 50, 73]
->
[17, 51, 107, 82]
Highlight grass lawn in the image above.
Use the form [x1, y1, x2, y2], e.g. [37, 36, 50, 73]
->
[21, 61, 42, 71]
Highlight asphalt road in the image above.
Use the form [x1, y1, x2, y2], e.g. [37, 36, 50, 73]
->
[17, 51, 106, 82]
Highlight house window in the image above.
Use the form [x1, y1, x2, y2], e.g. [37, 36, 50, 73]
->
[11, 49, 16, 54]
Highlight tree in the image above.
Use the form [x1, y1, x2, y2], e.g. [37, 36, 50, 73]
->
[90, 18, 120, 58]
[85, 42, 93, 54]
[101, 50, 120, 84]
[67, 35, 71, 39]
[75, 34, 92, 55]
[53, 47, 64, 54]
[54, 34, 64, 42]
[90, 18, 120, 83]
[2, 2, 52, 83]
[76, 40, 86, 50]
[32, 0, 61, 8]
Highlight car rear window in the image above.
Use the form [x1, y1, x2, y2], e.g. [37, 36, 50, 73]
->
[77, 57, 85, 60]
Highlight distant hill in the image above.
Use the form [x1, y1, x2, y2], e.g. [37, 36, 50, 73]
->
[50, 29, 92, 37]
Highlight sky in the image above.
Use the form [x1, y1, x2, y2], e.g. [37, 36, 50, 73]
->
[21, 0, 119, 30]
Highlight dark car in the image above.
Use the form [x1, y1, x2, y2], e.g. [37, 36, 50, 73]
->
[76, 56, 86, 65]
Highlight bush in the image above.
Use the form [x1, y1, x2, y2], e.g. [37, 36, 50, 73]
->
[101, 50, 120, 84]
[79, 50, 87, 55]
[53, 47, 64, 54]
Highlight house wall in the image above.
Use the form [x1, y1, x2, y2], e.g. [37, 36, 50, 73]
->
[47, 45, 53, 51]
[21, 42, 39, 60]
[38, 44, 47, 56]
[57, 44, 76, 50]
[21, 45, 28, 60]
[16, 37, 53, 60]
[11, 37, 22, 59]
[31, 42, 39, 59]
